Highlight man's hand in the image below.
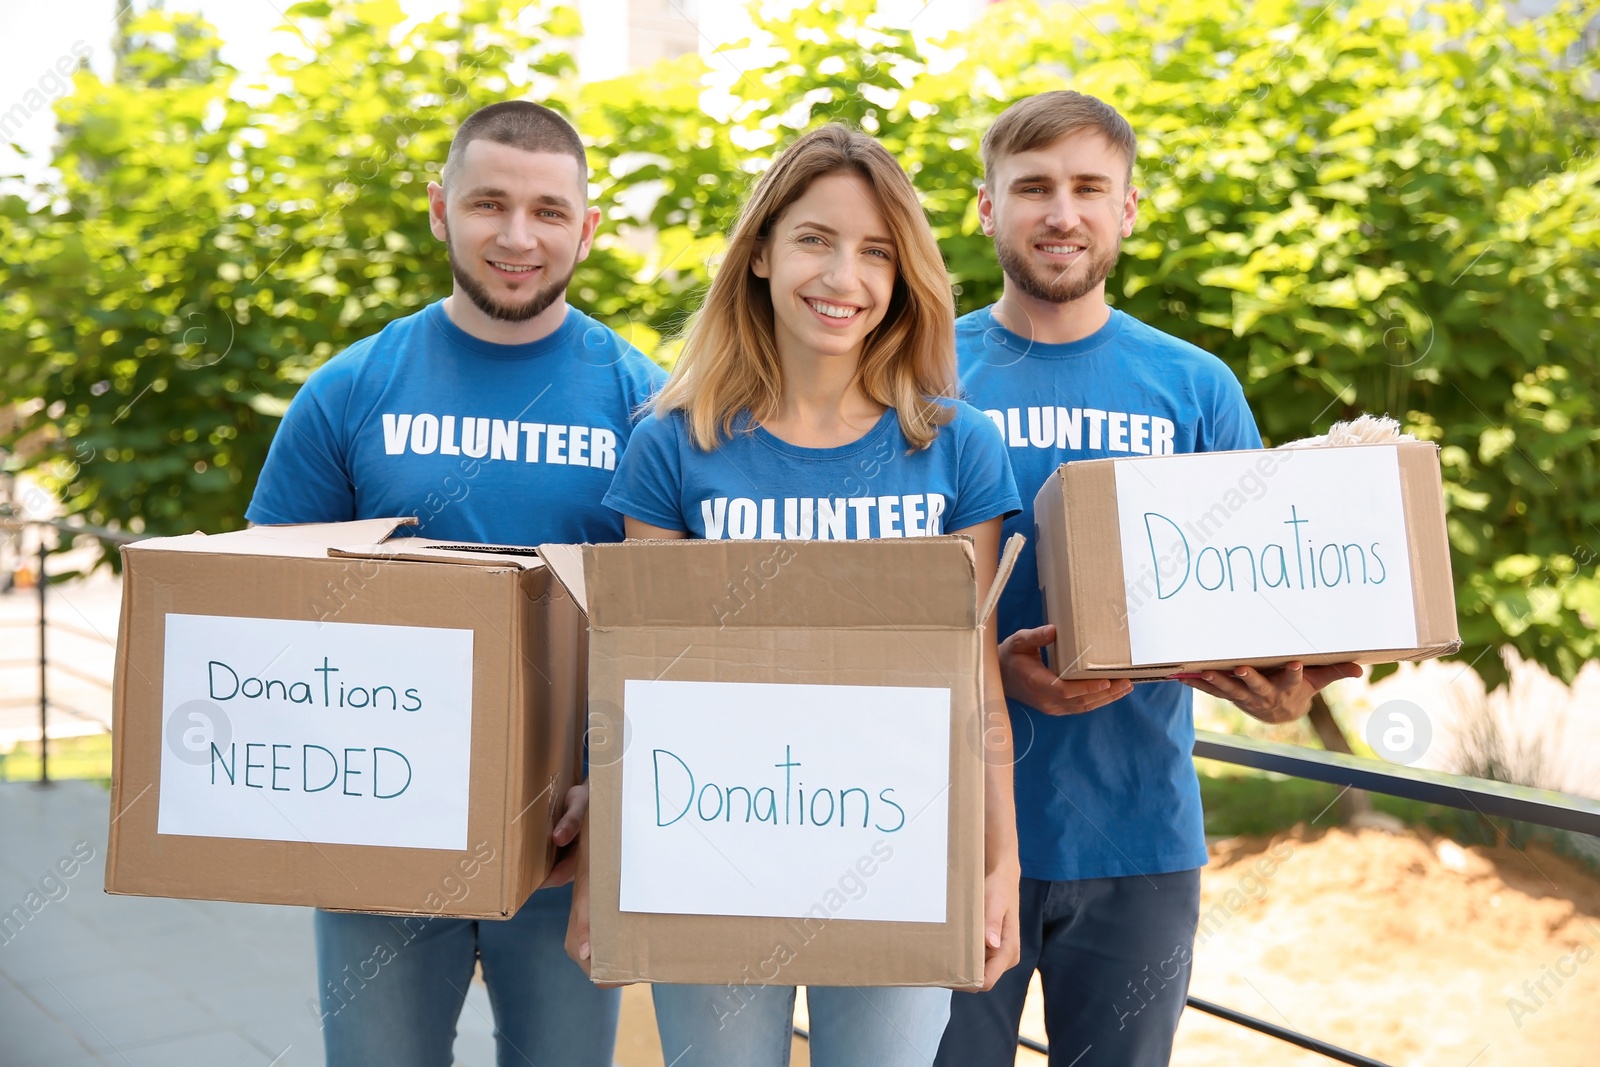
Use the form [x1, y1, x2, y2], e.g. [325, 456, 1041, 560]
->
[538, 783, 588, 890]
[1178, 662, 1363, 723]
[980, 860, 1021, 992]
[1000, 625, 1132, 715]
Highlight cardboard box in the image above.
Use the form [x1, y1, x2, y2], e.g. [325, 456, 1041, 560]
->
[1034, 441, 1460, 679]
[538, 537, 1010, 988]
[106, 517, 586, 918]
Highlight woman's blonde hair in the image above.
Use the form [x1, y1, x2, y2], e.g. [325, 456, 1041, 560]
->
[653, 124, 957, 451]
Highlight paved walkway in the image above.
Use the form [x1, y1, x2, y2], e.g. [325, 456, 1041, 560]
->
[0, 780, 500, 1067]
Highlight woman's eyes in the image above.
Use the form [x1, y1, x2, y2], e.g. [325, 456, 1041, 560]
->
[796, 234, 892, 259]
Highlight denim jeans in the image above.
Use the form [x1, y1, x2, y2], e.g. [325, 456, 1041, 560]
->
[935, 870, 1202, 1067]
[652, 982, 952, 1067]
[314, 884, 620, 1067]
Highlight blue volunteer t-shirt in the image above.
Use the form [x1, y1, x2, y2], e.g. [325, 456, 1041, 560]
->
[247, 300, 666, 543]
[603, 402, 1021, 541]
[957, 306, 1262, 882]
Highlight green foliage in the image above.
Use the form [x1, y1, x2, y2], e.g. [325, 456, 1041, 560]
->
[0, 733, 113, 785]
[4, 0, 1597, 689]
[2, 0, 578, 555]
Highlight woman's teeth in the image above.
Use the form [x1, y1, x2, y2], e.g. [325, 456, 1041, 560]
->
[806, 299, 858, 319]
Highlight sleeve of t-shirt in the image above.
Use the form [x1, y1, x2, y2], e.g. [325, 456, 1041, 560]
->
[944, 405, 1024, 533]
[602, 410, 688, 531]
[244, 373, 357, 525]
[614, 343, 668, 411]
[632, 354, 668, 403]
[1200, 369, 1263, 453]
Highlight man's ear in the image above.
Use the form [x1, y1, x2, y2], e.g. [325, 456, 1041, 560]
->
[427, 182, 448, 242]
[977, 184, 997, 238]
[576, 204, 601, 263]
[1121, 182, 1139, 240]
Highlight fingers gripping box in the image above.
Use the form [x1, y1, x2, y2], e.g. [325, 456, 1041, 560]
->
[106, 517, 586, 918]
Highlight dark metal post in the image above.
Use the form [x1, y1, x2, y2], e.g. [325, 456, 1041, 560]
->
[37, 536, 48, 784]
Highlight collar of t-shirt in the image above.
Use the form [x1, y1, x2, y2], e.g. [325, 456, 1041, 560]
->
[976, 305, 1130, 361]
[424, 299, 582, 361]
[739, 408, 900, 460]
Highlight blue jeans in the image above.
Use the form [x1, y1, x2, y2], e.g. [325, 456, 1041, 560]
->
[935, 870, 1201, 1067]
[314, 884, 620, 1067]
[654, 982, 952, 1067]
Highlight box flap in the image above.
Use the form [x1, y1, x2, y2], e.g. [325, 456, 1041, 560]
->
[129, 517, 418, 560]
[575, 538, 977, 630]
[329, 537, 543, 571]
[979, 533, 1026, 627]
[537, 543, 590, 619]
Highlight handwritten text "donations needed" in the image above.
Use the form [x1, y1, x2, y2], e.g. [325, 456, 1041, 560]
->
[201, 657, 425, 799]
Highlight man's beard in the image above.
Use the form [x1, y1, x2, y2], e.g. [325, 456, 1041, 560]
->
[446, 225, 576, 323]
[993, 227, 1120, 305]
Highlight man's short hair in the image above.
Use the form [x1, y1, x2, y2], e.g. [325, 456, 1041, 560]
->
[981, 91, 1137, 187]
[440, 101, 588, 191]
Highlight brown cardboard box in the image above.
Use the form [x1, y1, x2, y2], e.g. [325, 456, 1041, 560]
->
[106, 517, 586, 918]
[538, 537, 1005, 988]
[1034, 441, 1460, 679]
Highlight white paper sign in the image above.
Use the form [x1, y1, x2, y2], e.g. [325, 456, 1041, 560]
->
[157, 613, 474, 850]
[619, 679, 950, 923]
[1114, 446, 1418, 665]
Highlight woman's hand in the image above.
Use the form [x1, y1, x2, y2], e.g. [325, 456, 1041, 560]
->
[560, 799, 632, 987]
[562, 807, 595, 975]
[539, 782, 588, 889]
[982, 855, 1022, 990]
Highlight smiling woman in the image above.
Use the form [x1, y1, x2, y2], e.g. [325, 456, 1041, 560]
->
[582, 123, 1025, 1067]
[643, 123, 963, 454]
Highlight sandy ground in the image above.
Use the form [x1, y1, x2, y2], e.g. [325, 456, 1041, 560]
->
[611, 828, 1600, 1066]
[1096, 828, 1598, 1066]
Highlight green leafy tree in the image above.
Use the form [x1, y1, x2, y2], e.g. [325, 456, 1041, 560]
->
[3, 0, 578, 555]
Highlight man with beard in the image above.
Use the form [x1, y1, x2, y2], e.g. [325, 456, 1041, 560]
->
[936, 92, 1359, 1066]
[248, 101, 664, 1066]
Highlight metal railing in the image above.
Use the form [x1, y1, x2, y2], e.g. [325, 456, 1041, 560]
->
[797, 732, 1600, 1064]
[0, 517, 140, 783]
[990, 731, 1600, 1065]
